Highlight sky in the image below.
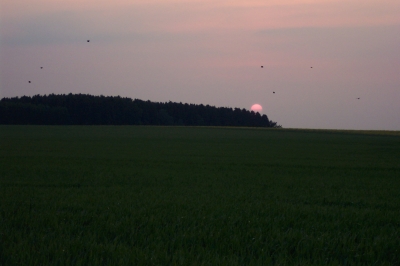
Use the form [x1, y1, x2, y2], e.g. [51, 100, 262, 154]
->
[1, 0, 399, 130]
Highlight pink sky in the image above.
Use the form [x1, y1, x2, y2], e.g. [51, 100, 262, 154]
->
[1, 0, 400, 129]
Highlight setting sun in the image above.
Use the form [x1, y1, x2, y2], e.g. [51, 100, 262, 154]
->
[251, 104, 262, 113]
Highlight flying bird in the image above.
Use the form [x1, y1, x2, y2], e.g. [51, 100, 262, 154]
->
[261, 66, 263, 68]
[40, 67, 43, 69]
[310, 67, 313, 68]
[273, 92, 275, 94]
[357, 98, 360, 99]
[87, 40, 90, 42]
[28, 81, 31, 83]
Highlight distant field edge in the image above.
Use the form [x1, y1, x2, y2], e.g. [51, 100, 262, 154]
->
[0, 125, 399, 136]
[281, 127, 400, 136]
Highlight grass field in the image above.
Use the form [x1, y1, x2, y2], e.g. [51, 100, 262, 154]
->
[1, 126, 400, 265]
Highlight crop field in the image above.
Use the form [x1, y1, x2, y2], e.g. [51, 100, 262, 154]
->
[1, 126, 400, 265]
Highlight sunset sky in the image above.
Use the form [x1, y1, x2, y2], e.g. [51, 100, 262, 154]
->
[1, 0, 399, 130]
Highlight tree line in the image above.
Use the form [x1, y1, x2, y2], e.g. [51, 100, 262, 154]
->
[0, 94, 281, 127]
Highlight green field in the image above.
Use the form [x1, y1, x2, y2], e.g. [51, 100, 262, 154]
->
[1, 126, 400, 265]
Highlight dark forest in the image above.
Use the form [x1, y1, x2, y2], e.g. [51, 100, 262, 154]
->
[0, 94, 280, 127]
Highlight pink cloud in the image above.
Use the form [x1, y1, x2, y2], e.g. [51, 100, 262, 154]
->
[4, 0, 399, 33]
[130, 0, 400, 33]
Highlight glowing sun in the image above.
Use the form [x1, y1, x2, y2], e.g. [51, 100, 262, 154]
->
[251, 104, 262, 113]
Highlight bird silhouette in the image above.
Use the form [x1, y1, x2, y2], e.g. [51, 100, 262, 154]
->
[28, 81, 31, 83]
[273, 92, 275, 94]
[357, 98, 360, 99]
[261, 66, 263, 68]
[87, 40, 90, 42]
[40, 67, 43, 69]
